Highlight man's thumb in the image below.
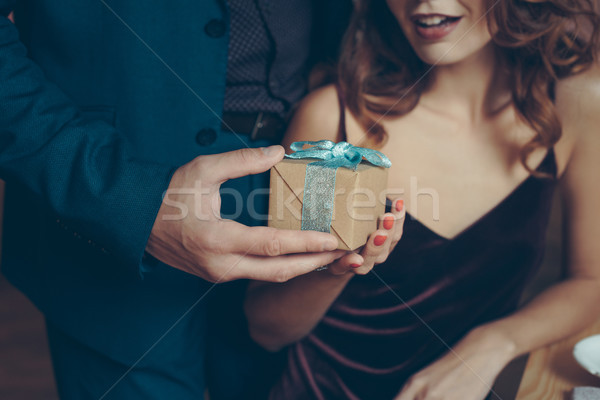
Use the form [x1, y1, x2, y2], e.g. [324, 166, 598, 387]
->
[207, 145, 284, 182]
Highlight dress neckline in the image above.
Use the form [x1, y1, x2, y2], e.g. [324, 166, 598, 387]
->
[386, 147, 557, 242]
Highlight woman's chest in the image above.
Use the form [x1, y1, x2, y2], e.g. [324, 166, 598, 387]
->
[362, 112, 549, 240]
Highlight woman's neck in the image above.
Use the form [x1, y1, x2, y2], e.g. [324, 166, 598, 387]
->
[420, 44, 511, 127]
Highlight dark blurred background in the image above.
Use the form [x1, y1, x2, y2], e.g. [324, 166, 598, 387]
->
[0, 180, 59, 399]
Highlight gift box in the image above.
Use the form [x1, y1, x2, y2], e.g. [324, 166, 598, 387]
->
[268, 141, 390, 251]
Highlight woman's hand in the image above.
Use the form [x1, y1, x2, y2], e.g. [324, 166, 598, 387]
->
[327, 198, 406, 275]
[395, 327, 517, 400]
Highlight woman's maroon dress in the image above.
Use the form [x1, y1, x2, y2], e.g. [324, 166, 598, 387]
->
[269, 94, 558, 399]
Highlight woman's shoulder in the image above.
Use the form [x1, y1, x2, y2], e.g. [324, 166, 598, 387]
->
[283, 85, 342, 146]
[554, 62, 600, 239]
[554, 61, 600, 173]
[284, 84, 366, 146]
[556, 61, 600, 127]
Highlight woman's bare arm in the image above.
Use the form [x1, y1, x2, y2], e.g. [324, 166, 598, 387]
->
[472, 64, 600, 354]
[396, 64, 600, 400]
[245, 86, 405, 351]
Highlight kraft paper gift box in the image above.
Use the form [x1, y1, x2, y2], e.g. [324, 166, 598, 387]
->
[268, 141, 390, 251]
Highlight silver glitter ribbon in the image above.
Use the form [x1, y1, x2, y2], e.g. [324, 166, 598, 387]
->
[285, 141, 391, 233]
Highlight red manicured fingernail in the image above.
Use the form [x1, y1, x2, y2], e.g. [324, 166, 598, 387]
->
[374, 235, 387, 246]
[396, 199, 404, 212]
[383, 216, 394, 230]
[350, 263, 362, 268]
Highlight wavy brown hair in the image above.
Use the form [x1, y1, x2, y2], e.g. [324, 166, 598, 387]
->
[338, 0, 600, 175]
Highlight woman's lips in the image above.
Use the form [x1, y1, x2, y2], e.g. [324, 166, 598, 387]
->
[412, 14, 462, 41]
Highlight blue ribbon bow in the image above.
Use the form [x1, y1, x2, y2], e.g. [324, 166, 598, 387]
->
[286, 140, 391, 170]
[284, 141, 391, 234]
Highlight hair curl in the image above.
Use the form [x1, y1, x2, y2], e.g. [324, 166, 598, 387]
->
[338, 0, 600, 175]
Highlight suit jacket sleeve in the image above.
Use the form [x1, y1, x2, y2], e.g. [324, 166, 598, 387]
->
[0, 5, 176, 273]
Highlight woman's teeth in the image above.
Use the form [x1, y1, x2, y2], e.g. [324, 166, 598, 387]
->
[415, 16, 457, 27]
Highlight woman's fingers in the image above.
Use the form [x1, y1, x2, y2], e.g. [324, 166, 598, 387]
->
[394, 378, 424, 400]
[376, 212, 395, 263]
[389, 198, 406, 249]
[312, 200, 407, 277]
[327, 252, 365, 275]
[374, 199, 406, 264]
[355, 229, 388, 274]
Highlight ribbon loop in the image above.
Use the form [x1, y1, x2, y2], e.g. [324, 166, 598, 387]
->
[286, 140, 391, 170]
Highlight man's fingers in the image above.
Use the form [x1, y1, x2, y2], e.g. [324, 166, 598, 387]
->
[202, 146, 285, 183]
[216, 221, 339, 256]
[235, 251, 347, 282]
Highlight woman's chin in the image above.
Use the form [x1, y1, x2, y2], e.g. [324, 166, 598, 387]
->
[413, 43, 493, 68]
[413, 47, 463, 66]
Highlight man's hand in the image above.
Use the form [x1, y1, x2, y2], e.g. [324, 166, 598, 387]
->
[146, 145, 343, 283]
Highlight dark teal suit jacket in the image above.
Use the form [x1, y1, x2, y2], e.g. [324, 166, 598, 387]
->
[1, 0, 233, 366]
[0, 0, 351, 386]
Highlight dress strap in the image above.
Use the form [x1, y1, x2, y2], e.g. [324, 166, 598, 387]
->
[537, 147, 558, 179]
[335, 83, 349, 142]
